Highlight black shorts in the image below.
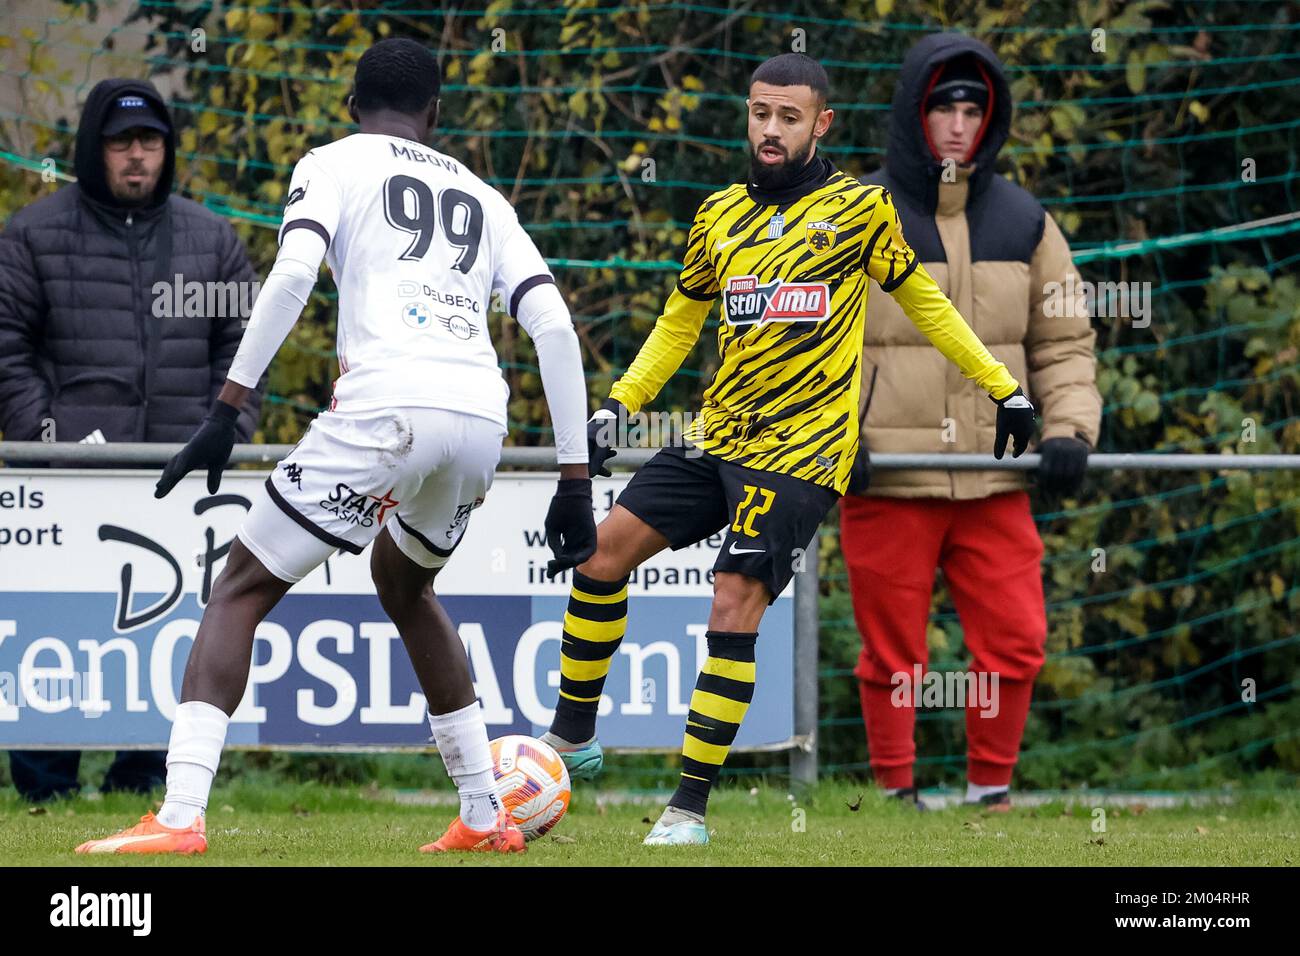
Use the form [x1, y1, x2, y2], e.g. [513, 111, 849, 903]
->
[616, 445, 840, 602]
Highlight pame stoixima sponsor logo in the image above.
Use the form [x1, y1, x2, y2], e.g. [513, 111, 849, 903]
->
[723, 275, 830, 326]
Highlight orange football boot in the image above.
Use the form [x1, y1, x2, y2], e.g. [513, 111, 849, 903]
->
[420, 809, 526, 854]
[75, 812, 207, 856]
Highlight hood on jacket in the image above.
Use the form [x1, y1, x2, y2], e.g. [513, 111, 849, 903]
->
[75, 78, 176, 209]
[884, 33, 1012, 212]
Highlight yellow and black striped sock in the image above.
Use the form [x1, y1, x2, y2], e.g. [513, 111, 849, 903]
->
[549, 570, 630, 745]
[670, 630, 758, 817]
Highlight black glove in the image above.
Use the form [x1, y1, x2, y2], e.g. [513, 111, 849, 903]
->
[992, 386, 1036, 460]
[587, 397, 624, 478]
[155, 400, 240, 498]
[846, 441, 872, 495]
[544, 477, 597, 579]
[1037, 435, 1090, 496]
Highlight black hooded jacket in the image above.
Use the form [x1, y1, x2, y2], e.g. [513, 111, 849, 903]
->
[863, 32, 1045, 265]
[0, 78, 262, 445]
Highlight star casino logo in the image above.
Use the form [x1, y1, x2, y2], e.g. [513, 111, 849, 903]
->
[723, 275, 831, 326]
[318, 484, 400, 529]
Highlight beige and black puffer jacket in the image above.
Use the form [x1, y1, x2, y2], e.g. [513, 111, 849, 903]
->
[859, 33, 1101, 500]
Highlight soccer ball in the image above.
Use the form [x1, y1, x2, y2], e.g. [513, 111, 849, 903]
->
[490, 735, 571, 841]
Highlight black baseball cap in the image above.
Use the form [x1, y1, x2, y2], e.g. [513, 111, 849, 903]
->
[102, 94, 171, 137]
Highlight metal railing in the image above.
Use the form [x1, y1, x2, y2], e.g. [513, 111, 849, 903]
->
[4, 441, 1298, 786]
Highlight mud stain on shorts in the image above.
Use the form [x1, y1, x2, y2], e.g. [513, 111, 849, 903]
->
[377, 412, 415, 472]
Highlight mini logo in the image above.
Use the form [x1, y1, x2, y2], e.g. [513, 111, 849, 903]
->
[285, 182, 307, 208]
[723, 274, 831, 326]
[767, 213, 785, 239]
[402, 301, 433, 329]
[282, 461, 303, 489]
[438, 313, 477, 340]
[815, 454, 835, 470]
[805, 220, 838, 254]
[116, 95, 147, 109]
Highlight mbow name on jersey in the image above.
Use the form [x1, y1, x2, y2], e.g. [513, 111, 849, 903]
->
[723, 275, 830, 326]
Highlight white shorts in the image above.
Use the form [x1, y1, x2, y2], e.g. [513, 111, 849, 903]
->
[238, 406, 505, 582]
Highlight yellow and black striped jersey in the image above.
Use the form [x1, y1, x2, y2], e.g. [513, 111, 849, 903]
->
[610, 164, 1019, 493]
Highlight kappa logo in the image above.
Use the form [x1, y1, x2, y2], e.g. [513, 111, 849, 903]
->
[282, 461, 303, 490]
[723, 275, 831, 326]
[805, 220, 838, 254]
[319, 484, 400, 528]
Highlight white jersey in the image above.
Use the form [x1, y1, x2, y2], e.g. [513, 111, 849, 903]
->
[276, 133, 553, 426]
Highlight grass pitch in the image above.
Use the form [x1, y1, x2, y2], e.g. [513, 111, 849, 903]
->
[4, 781, 1297, 866]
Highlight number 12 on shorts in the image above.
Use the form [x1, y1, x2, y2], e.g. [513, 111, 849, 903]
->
[732, 484, 776, 538]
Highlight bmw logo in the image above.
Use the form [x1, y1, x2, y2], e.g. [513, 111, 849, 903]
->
[402, 301, 433, 329]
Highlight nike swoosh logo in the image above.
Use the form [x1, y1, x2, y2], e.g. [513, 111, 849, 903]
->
[728, 542, 764, 555]
[716, 235, 744, 252]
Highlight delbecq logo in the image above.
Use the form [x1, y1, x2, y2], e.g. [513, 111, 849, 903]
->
[49, 886, 152, 936]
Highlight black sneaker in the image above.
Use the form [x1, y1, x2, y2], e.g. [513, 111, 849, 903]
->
[963, 790, 1011, 812]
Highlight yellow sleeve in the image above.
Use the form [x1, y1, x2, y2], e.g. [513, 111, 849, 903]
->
[608, 207, 716, 414]
[865, 193, 1019, 400]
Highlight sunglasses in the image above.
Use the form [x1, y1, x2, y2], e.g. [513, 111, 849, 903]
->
[104, 129, 166, 152]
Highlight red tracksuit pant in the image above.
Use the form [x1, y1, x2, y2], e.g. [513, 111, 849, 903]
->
[839, 491, 1046, 789]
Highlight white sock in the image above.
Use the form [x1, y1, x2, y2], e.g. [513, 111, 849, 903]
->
[659, 805, 704, 825]
[428, 702, 501, 830]
[540, 730, 592, 750]
[965, 782, 1008, 802]
[157, 700, 229, 828]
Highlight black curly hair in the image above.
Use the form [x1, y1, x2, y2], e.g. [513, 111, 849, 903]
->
[353, 38, 441, 115]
